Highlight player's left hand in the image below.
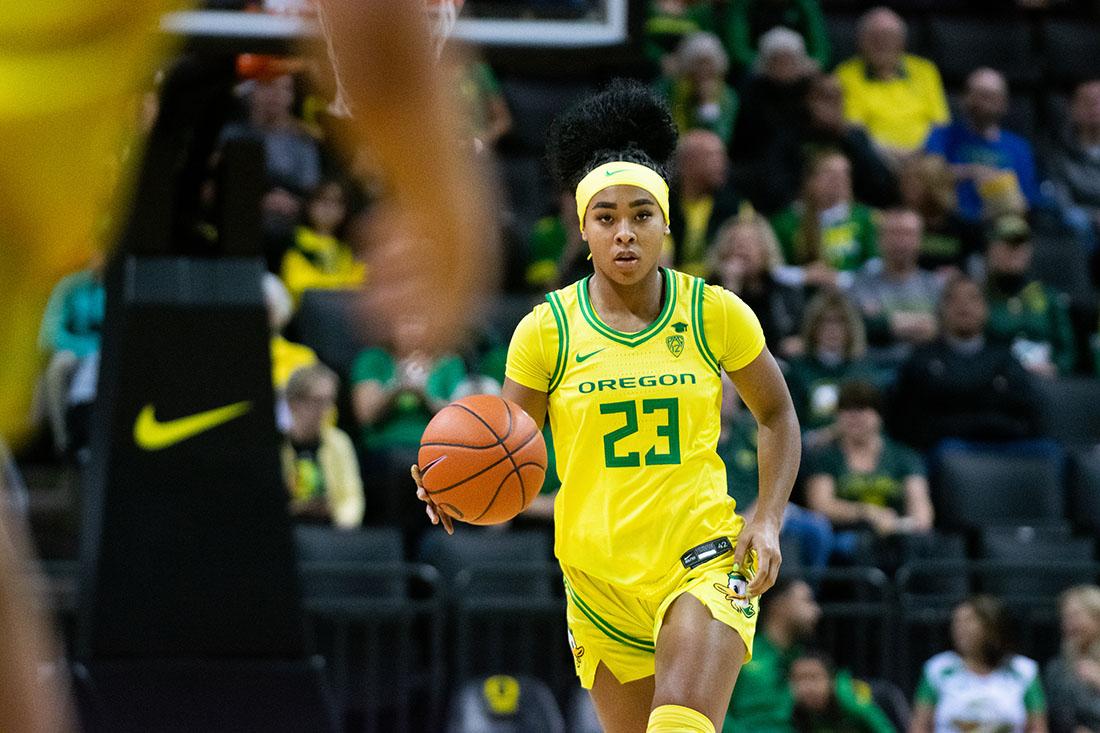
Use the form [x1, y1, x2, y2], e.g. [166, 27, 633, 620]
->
[735, 515, 782, 597]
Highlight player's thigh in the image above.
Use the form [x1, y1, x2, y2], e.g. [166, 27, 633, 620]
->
[652, 592, 747, 729]
[588, 661, 654, 733]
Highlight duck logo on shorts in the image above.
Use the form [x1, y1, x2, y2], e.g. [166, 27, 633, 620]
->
[714, 572, 755, 618]
[666, 334, 685, 358]
[567, 628, 585, 668]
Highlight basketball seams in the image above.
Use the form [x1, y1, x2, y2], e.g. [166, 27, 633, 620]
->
[498, 398, 526, 509]
[470, 456, 547, 523]
[424, 426, 541, 494]
[421, 395, 547, 524]
[471, 468, 520, 522]
[452, 401, 512, 443]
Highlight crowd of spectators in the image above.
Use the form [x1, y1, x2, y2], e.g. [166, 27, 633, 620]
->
[23, 0, 1100, 727]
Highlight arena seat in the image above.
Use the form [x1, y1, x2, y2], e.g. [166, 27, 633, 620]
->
[297, 526, 444, 732]
[978, 524, 1095, 596]
[447, 675, 565, 733]
[1069, 448, 1100, 536]
[72, 658, 339, 733]
[423, 529, 572, 703]
[1034, 377, 1100, 449]
[292, 289, 373, 378]
[927, 17, 1039, 87]
[296, 525, 402, 564]
[1030, 233, 1097, 311]
[295, 526, 405, 598]
[1042, 19, 1100, 86]
[419, 527, 553, 599]
[498, 78, 596, 156]
[824, 14, 861, 70]
[892, 532, 969, 600]
[933, 449, 1065, 533]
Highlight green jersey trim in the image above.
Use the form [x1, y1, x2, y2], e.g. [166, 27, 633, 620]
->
[576, 268, 677, 347]
[546, 292, 569, 393]
[691, 278, 721, 374]
[564, 579, 655, 653]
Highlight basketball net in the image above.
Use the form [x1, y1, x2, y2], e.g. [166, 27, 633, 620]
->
[315, 0, 462, 118]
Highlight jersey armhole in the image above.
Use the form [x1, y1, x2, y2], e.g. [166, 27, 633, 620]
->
[546, 292, 569, 393]
[690, 278, 721, 374]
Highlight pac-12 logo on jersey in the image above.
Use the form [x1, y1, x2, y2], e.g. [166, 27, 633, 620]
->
[666, 321, 689, 357]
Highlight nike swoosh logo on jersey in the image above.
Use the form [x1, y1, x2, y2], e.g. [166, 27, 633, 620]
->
[575, 348, 606, 363]
[134, 401, 252, 451]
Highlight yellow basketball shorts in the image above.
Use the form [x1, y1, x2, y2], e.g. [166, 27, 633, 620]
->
[561, 546, 758, 689]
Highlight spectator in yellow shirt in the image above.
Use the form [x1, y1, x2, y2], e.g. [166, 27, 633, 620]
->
[834, 7, 949, 157]
[280, 178, 366, 307]
[282, 363, 365, 530]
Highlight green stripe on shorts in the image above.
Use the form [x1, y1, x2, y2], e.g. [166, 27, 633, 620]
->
[563, 579, 655, 654]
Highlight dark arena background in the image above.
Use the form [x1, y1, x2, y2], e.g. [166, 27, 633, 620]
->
[9, 0, 1100, 731]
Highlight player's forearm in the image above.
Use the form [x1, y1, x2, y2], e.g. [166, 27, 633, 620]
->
[321, 0, 486, 251]
[752, 408, 800, 526]
[317, 0, 492, 353]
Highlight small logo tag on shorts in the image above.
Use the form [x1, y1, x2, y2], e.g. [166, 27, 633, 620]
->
[567, 628, 585, 668]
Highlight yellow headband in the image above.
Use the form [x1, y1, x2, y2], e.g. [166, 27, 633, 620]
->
[575, 161, 670, 233]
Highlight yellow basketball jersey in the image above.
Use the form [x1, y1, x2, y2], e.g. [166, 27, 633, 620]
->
[0, 0, 176, 444]
[506, 268, 765, 597]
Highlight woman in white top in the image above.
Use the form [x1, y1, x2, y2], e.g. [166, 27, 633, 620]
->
[910, 595, 1048, 733]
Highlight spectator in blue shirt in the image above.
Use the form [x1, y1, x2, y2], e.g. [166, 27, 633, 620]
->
[925, 68, 1040, 222]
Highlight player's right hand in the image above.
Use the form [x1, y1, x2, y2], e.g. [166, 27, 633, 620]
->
[411, 464, 454, 535]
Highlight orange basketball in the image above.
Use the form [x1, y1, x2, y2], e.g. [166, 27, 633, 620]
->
[418, 395, 546, 525]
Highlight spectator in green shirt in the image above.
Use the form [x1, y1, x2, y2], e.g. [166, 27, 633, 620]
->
[771, 150, 878, 291]
[351, 318, 467, 534]
[784, 290, 877, 442]
[982, 215, 1076, 376]
[723, 0, 830, 72]
[351, 319, 467, 454]
[804, 381, 934, 561]
[911, 595, 1048, 733]
[725, 576, 822, 732]
[789, 649, 894, 733]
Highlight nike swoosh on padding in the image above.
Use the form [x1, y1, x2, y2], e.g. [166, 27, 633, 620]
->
[134, 401, 252, 451]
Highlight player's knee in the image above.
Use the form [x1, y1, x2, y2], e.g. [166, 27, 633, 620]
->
[646, 704, 714, 733]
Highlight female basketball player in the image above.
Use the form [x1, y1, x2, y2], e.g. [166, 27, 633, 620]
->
[416, 80, 801, 733]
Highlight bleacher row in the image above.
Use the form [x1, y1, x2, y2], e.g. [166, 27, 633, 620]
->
[823, 14, 1100, 90]
[490, 13, 1100, 306]
[37, 516, 1100, 732]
